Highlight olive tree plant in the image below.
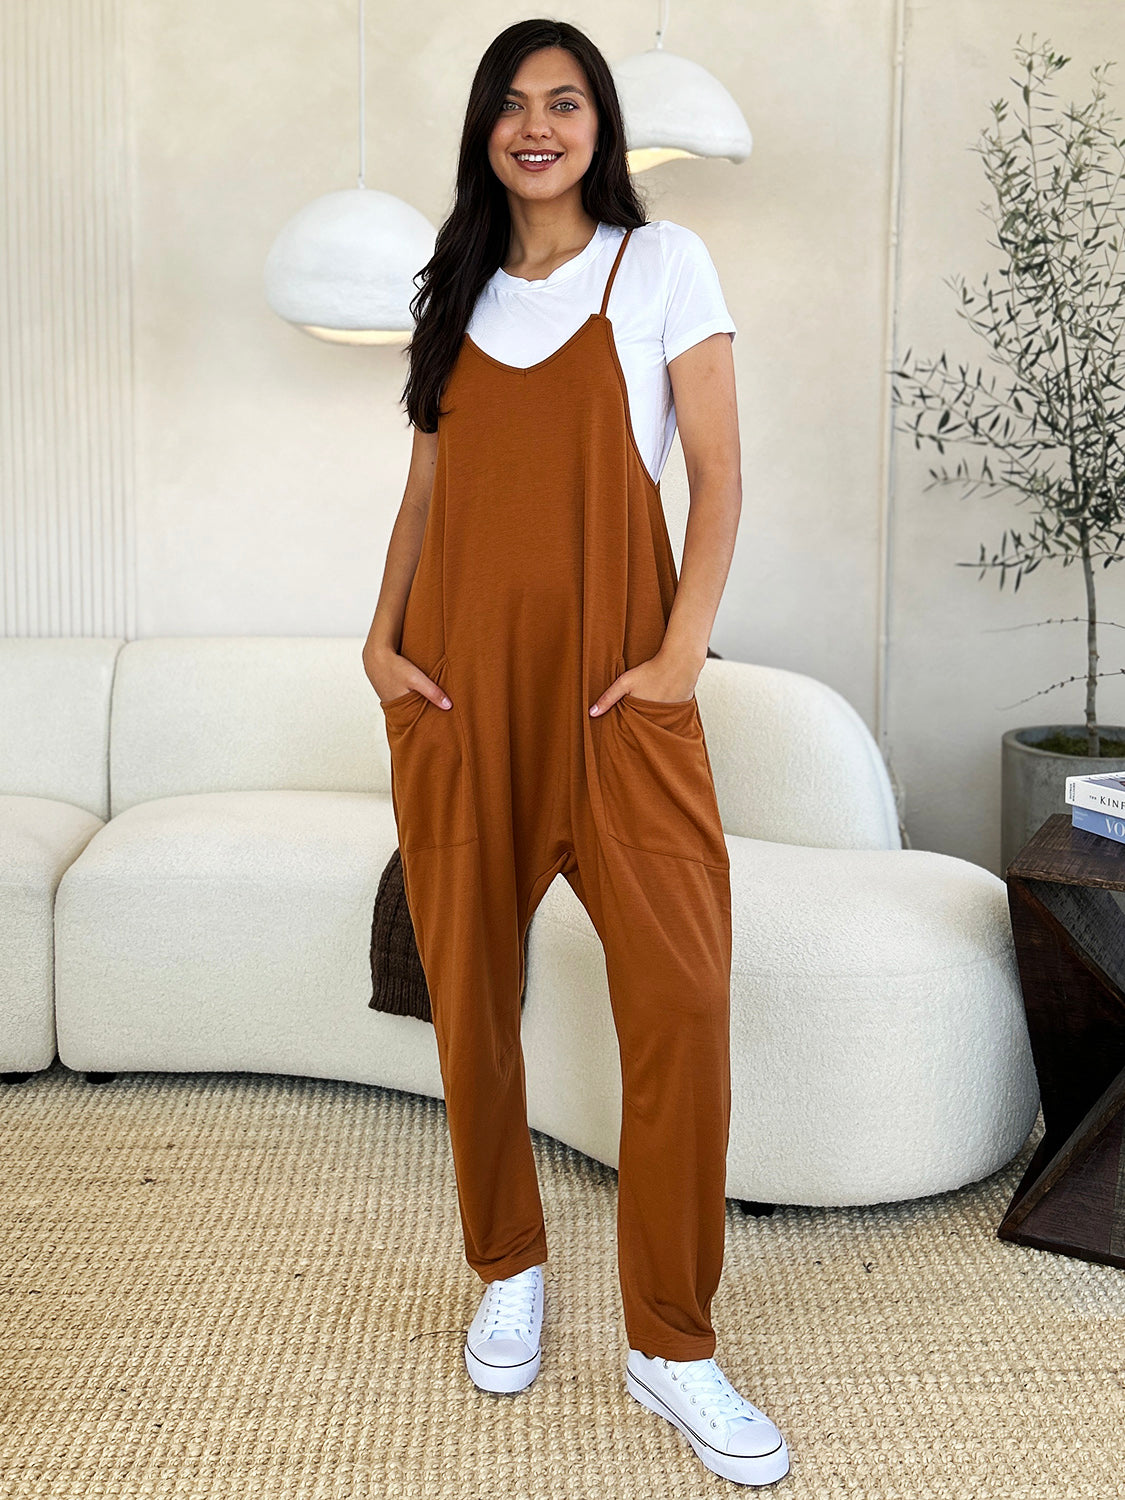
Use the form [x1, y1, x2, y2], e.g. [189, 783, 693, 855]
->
[892, 36, 1125, 757]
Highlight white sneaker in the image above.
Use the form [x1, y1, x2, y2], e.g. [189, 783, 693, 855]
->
[626, 1347, 790, 1486]
[463, 1263, 545, 1394]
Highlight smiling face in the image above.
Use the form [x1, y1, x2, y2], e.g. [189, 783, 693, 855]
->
[487, 46, 600, 205]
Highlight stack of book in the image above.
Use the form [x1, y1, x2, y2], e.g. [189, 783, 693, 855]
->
[1065, 771, 1125, 846]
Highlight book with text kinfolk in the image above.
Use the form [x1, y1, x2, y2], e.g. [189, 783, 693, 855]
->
[1071, 803, 1125, 846]
[1065, 770, 1125, 814]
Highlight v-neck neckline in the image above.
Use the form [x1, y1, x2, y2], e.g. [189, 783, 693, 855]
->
[462, 313, 603, 375]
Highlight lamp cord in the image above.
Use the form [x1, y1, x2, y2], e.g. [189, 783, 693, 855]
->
[655, 0, 669, 49]
[357, 0, 366, 188]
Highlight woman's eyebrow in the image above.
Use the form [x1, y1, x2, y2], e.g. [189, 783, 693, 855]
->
[505, 85, 588, 99]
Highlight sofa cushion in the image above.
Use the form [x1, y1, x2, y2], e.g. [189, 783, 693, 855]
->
[108, 637, 391, 815]
[52, 789, 442, 1088]
[519, 832, 1034, 1205]
[0, 638, 121, 818]
[0, 795, 105, 896]
[0, 794, 105, 1068]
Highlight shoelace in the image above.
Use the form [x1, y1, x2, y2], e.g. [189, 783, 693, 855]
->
[481, 1267, 540, 1342]
[662, 1357, 770, 1441]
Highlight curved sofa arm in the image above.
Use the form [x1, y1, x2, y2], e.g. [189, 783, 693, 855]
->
[696, 657, 901, 851]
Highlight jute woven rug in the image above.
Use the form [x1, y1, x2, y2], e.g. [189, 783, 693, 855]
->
[1, 1058, 1123, 1499]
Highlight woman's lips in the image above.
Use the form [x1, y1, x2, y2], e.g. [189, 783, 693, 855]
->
[512, 152, 563, 172]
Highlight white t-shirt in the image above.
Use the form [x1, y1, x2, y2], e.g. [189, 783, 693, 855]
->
[465, 220, 736, 485]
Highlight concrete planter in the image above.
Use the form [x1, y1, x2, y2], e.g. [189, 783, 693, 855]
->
[1001, 726, 1125, 872]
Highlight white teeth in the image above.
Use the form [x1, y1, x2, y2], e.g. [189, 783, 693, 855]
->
[515, 153, 560, 162]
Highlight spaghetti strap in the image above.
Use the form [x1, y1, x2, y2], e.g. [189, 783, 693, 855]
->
[598, 228, 634, 316]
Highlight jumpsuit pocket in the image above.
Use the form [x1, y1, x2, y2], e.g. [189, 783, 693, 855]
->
[601, 689, 730, 870]
[380, 654, 478, 851]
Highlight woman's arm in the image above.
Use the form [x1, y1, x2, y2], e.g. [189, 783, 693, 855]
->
[589, 331, 741, 712]
[662, 330, 742, 669]
[362, 425, 452, 709]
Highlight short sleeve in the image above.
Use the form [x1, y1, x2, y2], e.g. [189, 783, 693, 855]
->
[659, 221, 737, 365]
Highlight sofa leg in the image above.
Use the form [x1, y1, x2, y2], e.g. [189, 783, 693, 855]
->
[735, 1198, 778, 1217]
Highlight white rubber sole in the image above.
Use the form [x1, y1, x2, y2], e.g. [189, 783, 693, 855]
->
[625, 1363, 791, 1486]
[464, 1338, 542, 1394]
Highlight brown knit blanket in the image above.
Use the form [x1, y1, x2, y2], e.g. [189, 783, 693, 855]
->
[369, 846, 530, 1022]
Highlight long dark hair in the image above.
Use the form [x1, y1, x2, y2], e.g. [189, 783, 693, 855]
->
[401, 19, 649, 432]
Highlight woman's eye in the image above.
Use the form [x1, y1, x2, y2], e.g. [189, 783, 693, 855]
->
[500, 99, 579, 112]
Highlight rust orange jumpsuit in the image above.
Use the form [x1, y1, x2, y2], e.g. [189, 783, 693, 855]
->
[380, 227, 733, 1361]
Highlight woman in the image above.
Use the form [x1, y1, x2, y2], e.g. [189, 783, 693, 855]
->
[362, 18, 789, 1488]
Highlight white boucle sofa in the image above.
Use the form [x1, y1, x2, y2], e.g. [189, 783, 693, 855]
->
[0, 635, 1040, 1208]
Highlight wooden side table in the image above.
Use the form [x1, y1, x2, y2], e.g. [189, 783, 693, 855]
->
[998, 812, 1125, 1268]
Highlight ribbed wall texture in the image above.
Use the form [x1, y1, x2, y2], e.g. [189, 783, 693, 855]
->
[1, 0, 135, 638]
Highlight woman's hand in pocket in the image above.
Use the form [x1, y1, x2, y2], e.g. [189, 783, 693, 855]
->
[363, 646, 452, 709]
[588, 647, 702, 716]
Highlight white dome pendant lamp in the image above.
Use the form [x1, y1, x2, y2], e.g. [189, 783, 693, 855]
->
[264, 0, 436, 345]
[614, 0, 752, 173]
